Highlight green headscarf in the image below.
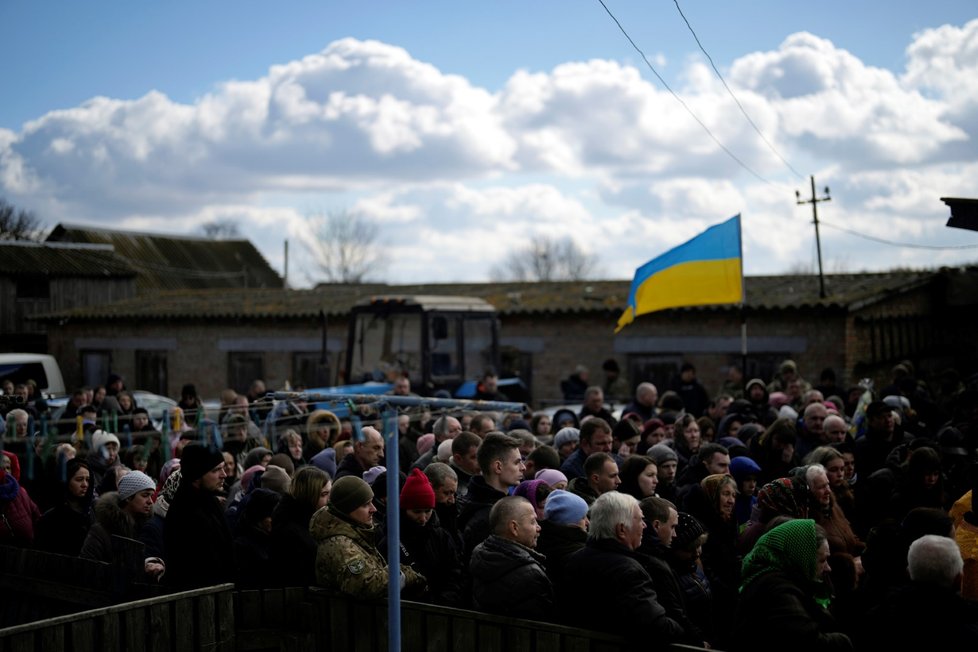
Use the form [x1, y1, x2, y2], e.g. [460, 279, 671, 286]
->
[740, 518, 831, 607]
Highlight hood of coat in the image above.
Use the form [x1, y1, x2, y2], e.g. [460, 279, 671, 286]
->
[92, 491, 137, 538]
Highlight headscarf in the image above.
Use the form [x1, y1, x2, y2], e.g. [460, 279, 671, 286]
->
[755, 477, 809, 522]
[740, 518, 830, 607]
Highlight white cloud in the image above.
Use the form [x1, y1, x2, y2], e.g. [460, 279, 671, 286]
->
[1, 27, 976, 286]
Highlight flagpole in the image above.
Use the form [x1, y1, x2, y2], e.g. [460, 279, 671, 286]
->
[737, 215, 748, 383]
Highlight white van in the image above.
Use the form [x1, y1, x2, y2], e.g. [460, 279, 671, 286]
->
[0, 353, 67, 397]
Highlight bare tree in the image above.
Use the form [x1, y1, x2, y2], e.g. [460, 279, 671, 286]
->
[305, 209, 384, 283]
[491, 235, 599, 282]
[199, 219, 241, 239]
[0, 198, 43, 241]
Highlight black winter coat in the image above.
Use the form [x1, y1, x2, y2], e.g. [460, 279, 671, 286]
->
[378, 510, 465, 606]
[535, 519, 586, 587]
[732, 570, 852, 652]
[560, 538, 683, 650]
[469, 535, 553, 622]
[164, 484, 235, 590]
[457, 477, 507, 562]
[638, 533, 706, 647]
[268, 494, 318, 587]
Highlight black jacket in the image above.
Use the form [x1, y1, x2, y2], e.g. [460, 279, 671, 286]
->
[268, 494, 318, 587]
[379, 509, 465, 606]
[535, 519, 586, 587]
[164, 483, 235, 590]
[732, 570, 852, 652]
[457, 477, 507, 562]
[561, 538, 683, 649]
[469, 534, 553, 622]
[637, 532, 706, 646]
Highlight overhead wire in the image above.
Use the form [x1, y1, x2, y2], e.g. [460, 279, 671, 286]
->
[595, 0, 777, 186]
[819, 220, 978, 250]
[671, 0, 805, 181]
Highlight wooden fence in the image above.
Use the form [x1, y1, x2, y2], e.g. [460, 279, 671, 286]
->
[0, 584, 234, 652]
[1, 543, 705, 652]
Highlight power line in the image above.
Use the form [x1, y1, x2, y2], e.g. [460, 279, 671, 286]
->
[671, 0, 804, 180]
[595, 0, 776, 186]
[819, 220, 978, 250]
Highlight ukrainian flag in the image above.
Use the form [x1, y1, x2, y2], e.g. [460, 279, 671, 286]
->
[615, 214, 743, 332]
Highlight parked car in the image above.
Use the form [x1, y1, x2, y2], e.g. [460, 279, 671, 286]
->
[45, 390, 177, 433]
[0, 353, 66, 397]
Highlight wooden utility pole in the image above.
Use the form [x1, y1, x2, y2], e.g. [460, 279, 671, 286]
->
[796, 176, 831, 299]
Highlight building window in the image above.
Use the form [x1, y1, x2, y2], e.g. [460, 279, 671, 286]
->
[136, 350, 168, 396]
[229, 352, 264, 395]
[81, 350, 112, 389]
[293, 352, 331, 389]
[16, 277, 50, 300]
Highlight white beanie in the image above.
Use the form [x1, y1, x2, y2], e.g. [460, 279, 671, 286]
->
[118, 470, 157, 502]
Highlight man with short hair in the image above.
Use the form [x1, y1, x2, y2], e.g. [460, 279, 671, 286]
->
[622, 382, 658, 422]
[449, 431, 482, 497]
[637, 497, 705, 647]
[561, 492, 682, 647]
[568, 452, 619, 506]
[560, 417, 613, 480]
[335, 426, 385, 479]
[469, 496, 553, 622]
[578, 386, 615, 424]
[864, 534, 978, 647]
[468, 413, 496, 439]
[855, 401, 905, 478]
[411, 415, 462, 471]
[823, 415, 849, 444]
[675, 443, 730, 489]
[424, 462, 462, 547]
[164, 444, 235, 589]
[796, 402, 829, 459]
[457, 433, 524, 561]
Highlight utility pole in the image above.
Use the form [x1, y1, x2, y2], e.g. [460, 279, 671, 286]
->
[796, 176, 831, 299]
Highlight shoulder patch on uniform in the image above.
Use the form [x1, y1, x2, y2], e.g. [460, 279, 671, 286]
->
[346, 558, 366, 575]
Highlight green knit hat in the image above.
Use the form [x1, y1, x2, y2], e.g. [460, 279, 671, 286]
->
[329, 476, 374, 516]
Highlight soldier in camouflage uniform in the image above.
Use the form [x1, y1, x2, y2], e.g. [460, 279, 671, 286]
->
[311, 475, 425, 599]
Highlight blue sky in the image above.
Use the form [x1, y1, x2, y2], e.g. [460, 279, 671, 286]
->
[2, 1, 977, 284]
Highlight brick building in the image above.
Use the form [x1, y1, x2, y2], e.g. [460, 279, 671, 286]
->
[38, 267, 978, 407]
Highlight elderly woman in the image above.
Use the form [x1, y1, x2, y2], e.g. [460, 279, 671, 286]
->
[804, 464, 863, 559]
[732, 519, 851, 652]
[683, 473, 741, 648]
[805, 446, 856, 523]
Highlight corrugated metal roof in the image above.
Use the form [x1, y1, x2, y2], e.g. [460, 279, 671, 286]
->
[35, 269, 945, 322]
[0, 241, 136, 278]
[46, 223, 283, 291]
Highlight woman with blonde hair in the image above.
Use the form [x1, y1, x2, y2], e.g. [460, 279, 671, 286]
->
[269, 466, 331, 587]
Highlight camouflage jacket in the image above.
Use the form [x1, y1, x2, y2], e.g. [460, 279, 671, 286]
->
[310, 506, 424, 600]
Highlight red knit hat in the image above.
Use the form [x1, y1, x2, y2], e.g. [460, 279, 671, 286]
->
[400, 468, 435, 510]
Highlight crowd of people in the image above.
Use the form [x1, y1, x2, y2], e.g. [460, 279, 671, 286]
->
[2, 359, 978, 650]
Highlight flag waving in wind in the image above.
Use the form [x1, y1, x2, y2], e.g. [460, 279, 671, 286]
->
[616, 215, 743, 332]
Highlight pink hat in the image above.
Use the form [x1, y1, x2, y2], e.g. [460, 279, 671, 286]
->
[416, 433, 436, 456]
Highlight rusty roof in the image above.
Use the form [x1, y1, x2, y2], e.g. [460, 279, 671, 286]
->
[46, 223, 283, 291]
[0, 241, 136, 278]
[35, 269, 944, 322]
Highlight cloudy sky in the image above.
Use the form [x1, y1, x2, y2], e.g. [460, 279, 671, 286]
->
[2, 1, 976, 286]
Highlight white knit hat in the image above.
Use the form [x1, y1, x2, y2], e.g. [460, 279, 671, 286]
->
[118, 470, 156, 502]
